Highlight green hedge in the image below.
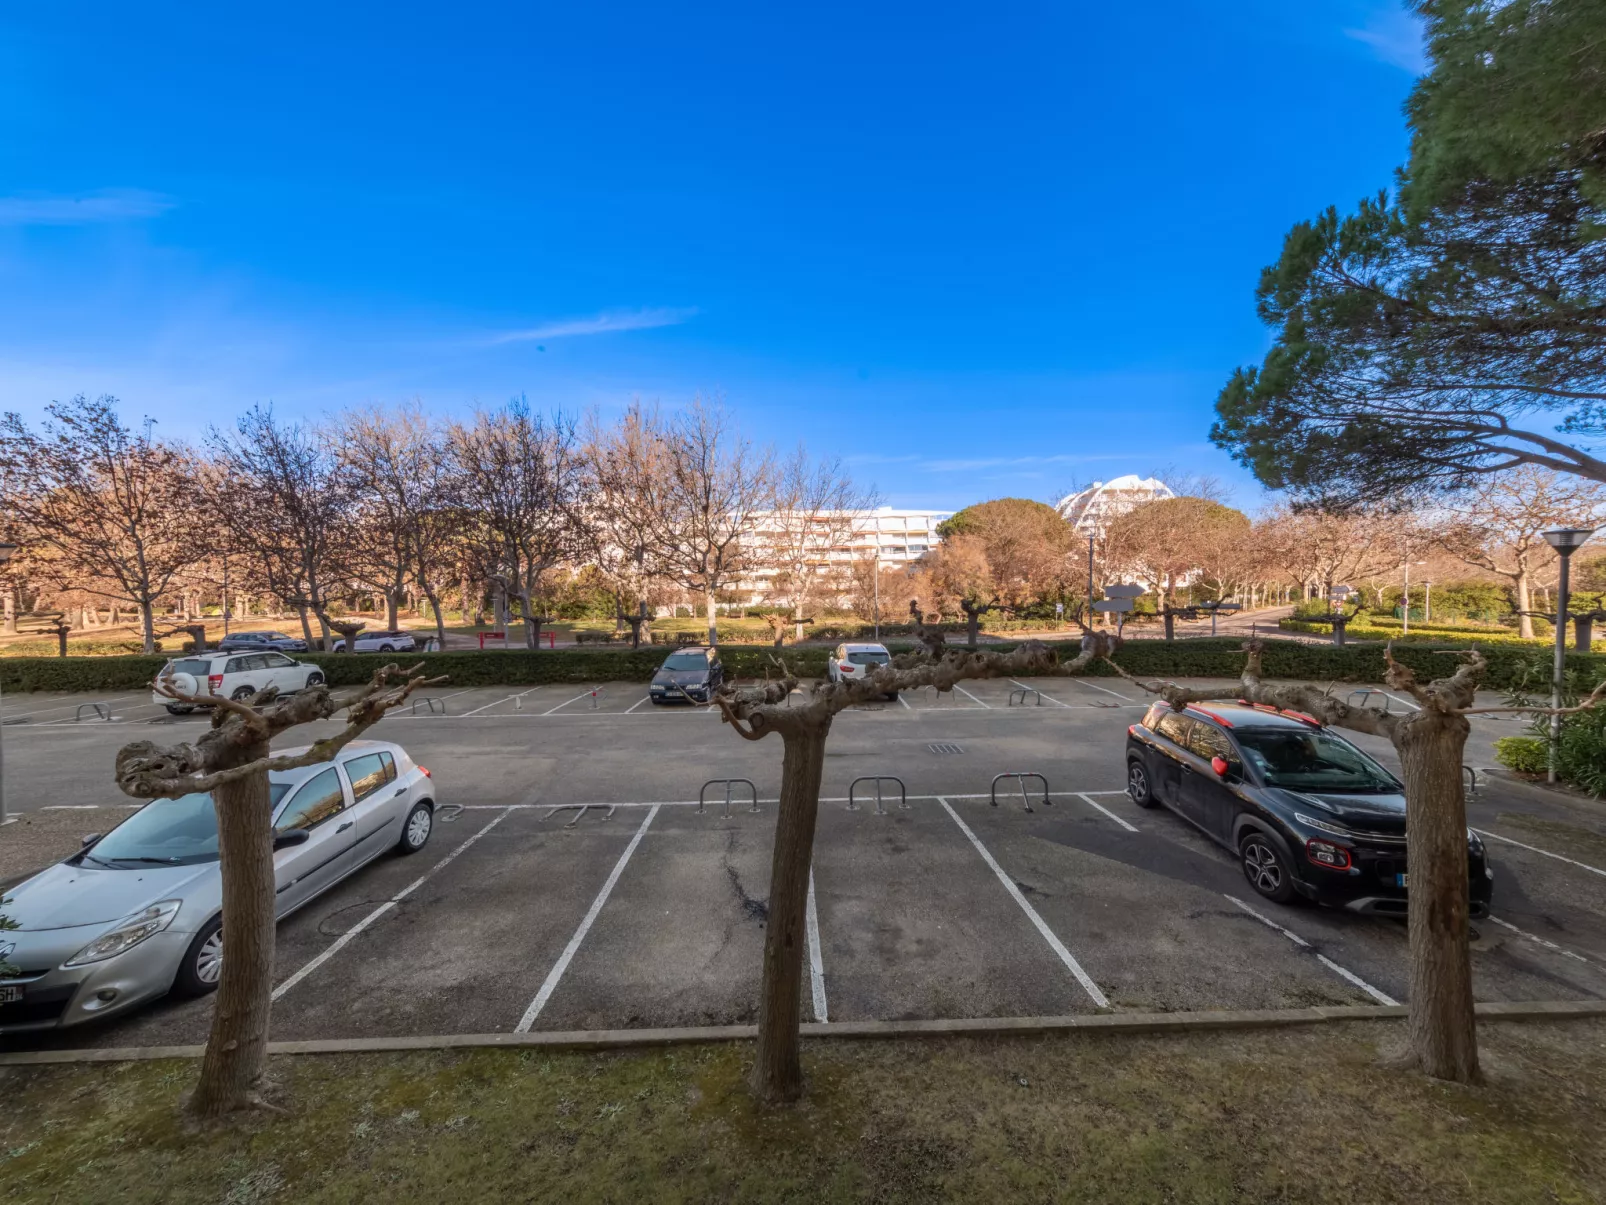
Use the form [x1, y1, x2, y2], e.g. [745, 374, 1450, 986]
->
[1, 637, 1598, 694]
[1277, 617, 1577, 649]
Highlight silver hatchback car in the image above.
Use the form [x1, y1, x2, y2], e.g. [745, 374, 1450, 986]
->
[0, 740, 438, 1034]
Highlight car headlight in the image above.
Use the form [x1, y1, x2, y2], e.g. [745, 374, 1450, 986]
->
[1467, 828, 1484, 853]
[1294, 812, 1351, 837]
[63, 900, 183, 967]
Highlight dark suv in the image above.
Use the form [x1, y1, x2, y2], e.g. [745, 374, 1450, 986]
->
[649, 646, 724, 704]
[1125, 700, 1493, 917]
[215, 630, 310, 654]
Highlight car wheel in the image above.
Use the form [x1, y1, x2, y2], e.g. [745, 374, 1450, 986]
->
[379, 644, 394, 653]
[885, 691, 899, 702]
[1240, 830, 1297, 904]
[230, 685, 256, 702]
[172, 916, 224, 997]
[1127, 758, 1158, 808]
[305, 671, 325, 688]
[397, 801, 433, 854]
[165, 703, 194, 715]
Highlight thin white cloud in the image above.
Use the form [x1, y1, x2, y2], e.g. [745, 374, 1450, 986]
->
[486, 306, 697, 345]
[1345, 6, 1428, 74]
[0, 189, 176, 226]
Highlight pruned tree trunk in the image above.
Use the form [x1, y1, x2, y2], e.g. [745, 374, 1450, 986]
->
[751, 721, 830, 1103]
[1515, 573, 1535, 639]
[1162, 606, 1176, 642]
[191, 754, 276, 1116]
[1393, 708, 1479, 1083]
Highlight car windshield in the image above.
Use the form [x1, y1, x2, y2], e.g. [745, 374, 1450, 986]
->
[85, 785, 293, 867]
[661, 653, 708, 671]
[1235, 729, 1399, 794]
[847, 650, 889, 666]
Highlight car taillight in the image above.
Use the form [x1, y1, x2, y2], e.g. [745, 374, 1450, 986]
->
[841, 664, 856, 673]
[1306, 838, 1352, 870]
[419, 765, 431, 778]
[208, 674, 224, 692]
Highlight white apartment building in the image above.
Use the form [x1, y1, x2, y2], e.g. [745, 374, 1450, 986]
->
[732, 506, 950, 603]
[1054, 474, 1175, 537]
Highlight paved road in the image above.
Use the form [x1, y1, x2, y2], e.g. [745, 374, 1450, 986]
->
[1, 674, 1602, 1049]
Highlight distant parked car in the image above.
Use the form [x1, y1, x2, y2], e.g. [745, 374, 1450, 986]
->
[827, 642, 897, 699]
[151, 652, 325, 714]
[330, 630, 418, 654]
[215, 630, 310, 654]
[1125, 699, 1493, 916]
[649, 645, 724, 704]
[0, 740, 437, 1034]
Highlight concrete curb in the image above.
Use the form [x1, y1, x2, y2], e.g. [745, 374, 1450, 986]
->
[2, 999, 1603, 1066]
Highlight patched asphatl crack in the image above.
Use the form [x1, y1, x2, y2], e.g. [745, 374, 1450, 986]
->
[725, 864, 769, 925]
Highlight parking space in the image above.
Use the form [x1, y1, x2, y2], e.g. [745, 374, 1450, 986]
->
[3, 674, 1605, 1048]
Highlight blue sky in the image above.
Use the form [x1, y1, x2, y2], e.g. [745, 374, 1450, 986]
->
[0, 2, 1425, 513]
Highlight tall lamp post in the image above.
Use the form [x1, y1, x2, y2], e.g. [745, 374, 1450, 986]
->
[1401, 559, 1426, 635]
[0, 540, 17, 825]
[872, 548, 881, 642]
[1085, 533, 1096, 626]
[1542, 527, 1596, 784]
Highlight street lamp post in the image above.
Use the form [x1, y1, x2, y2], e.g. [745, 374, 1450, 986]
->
[1086, 533, 1095, 625]
[1423, 580, 1432, 625]
[1542, 527, 1596, 784]
[0, 540, 17, 825]
[1401, 559, 1426, 635]
[872, 549, 880, 642]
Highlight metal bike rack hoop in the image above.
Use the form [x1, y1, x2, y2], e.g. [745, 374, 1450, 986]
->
[1344, 688, 1390, 714]
[410, 696, 446, 715]
[1007, 687, 1043, 707]
[848, 775, 908, 815]
[991, 771, 1050, 813]
[75, 702, 112, 722]
[699, 778, 760, 817]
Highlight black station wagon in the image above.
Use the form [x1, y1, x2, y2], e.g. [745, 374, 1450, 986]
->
[1125, 699, 1493, 917]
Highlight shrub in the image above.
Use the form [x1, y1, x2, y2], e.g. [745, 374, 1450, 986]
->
[1494, 736, 1549, 775]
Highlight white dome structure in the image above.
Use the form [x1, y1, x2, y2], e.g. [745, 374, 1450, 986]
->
[1054, 474, 1176, 536]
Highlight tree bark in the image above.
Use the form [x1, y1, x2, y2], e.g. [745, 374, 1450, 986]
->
[295, 605, 313, 645]
[705, 586, 718, 646]
[751, 721, 829, 1104]
[139, 600, 156, 654]
[1393, 707, 1480, 1083]
[189, 748, 277, 1116]
[1515, 573, 1534, 639]
[1577, 614, 1595, 651]
[3, 587, 14, 634]
[421, 581, 447, 649]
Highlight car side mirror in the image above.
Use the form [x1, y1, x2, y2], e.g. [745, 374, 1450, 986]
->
[80, 833, 101, 847]
[1211, 756, 1230, 778]
[273, 828, 310, 850]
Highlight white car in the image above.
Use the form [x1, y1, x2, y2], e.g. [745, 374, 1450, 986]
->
[827, 642, 897, 699]
[0, 740, 437, 1033]
[152, 651, 326, 715]
[330, 630, 418, 654]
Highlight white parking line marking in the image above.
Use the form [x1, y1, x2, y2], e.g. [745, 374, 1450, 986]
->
[807, 868, 828, 1023]
[458, 689, 531, 717]
[624, 695, 652, 714]
[897, 693, 912, 710]
[450, 789, 1134, 812]
[272, 807, 513, 1002]
[515, 803, 660, 1032]
[1065, 677, 1134, 703]
[953, 686, 991, 709]
[1223, 894, 1397, 1005]
[543, 689, 600, 716]
[0, 692, 146, 721]
[1489, 915, 1590, 963]
[1076, 792, 1139, 832]
[938, 796, 1109, 1008]
[1010, 679, 1070, 708]
[1474, 829, 1606, 878]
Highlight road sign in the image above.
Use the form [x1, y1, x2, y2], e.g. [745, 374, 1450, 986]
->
[1055, 602, 1064, 614]
[1330, 585, 1355, 597]
[1103, 584, 1145, 599]
[1092, 599, 1134, 613]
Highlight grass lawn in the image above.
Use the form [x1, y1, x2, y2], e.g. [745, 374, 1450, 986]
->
[4, 1020, 1605, 1203]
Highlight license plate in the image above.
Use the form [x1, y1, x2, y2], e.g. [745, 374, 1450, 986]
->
[1396, 873, 1409, 888]
[0, 985, 22, 1004]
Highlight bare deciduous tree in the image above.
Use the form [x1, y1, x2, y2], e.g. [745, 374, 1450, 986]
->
[585, 404, 673, 648]
[654, 398, 775, 646]
[447, 400, 588, 649]
[114, 663, 441, 1115]
[1437, 466, 1604, 638]
[766, 447, 878, 640]
[1105, 496, 1250, 639]
[0, 395, 210, 653]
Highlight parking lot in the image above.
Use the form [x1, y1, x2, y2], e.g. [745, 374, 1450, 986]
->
[3, 671, 1605, 1049]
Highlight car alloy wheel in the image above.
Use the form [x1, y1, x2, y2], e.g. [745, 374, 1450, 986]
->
[1127, 760, 1156, 807]
[1240, 832, 1296, 903]
[306, 672, 325, 687]
[231, 686, 255, 702]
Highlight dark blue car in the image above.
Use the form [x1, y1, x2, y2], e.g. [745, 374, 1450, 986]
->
[215, 630, 310, 654]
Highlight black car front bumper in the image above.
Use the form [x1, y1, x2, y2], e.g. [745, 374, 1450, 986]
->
[1291, 842, 1494, 918]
